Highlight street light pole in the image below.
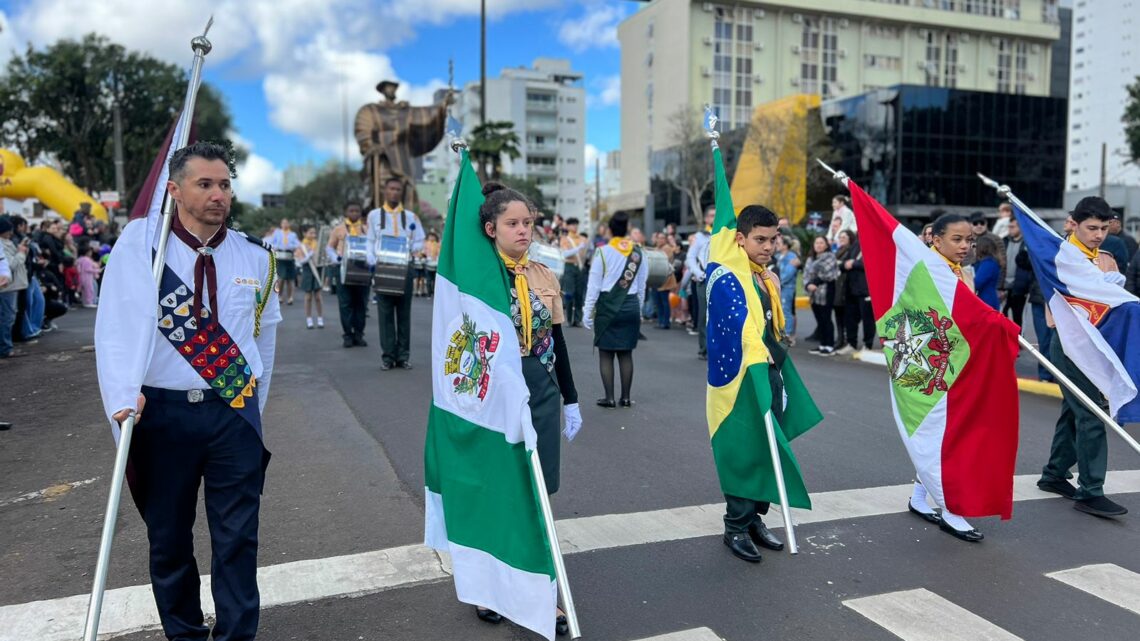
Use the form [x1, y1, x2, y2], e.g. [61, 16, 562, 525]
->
[480, 0, 486, 126]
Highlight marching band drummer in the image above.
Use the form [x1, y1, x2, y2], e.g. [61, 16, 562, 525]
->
[95, 142, 281, 641]
[366, 176, 425, 370]
[327, 201, 370, 348]
[268, 218, 301, 306]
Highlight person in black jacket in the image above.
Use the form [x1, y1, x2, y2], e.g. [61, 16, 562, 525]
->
[836, 230, 875, 354]
[1126, 249, 1140, 297]
[1000, 217, 1033, 329]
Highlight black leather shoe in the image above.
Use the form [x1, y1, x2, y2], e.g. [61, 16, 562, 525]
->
[353, 336, 368, 347]
[908, 502, 942, 525]
[380, 362, 393, 371]
[619, 398, 632, 408]
[1074, 495, 1128, 517]
[939, 520, 983, 542]
[1037, 477, 1078, 499]
[475, 607, 502, 624]
[398, 361, 413, 370]
[749, 521, 784, 551]
[556, 613, 569, 636]
[0, 422, 11, 431]
[723, 532, 762, 562]
[342, 337, 354, 348]
[597, 398, 616, 408]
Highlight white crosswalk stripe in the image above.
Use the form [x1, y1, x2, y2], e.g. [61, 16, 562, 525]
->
[631, 628, 724, 641]
[1047, 563, 1140, 616]
[843, 588, 1025, 641]
[4, 471, 1139, 641]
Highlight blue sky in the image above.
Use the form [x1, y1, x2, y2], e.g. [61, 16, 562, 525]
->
[0, 0, 633, 201]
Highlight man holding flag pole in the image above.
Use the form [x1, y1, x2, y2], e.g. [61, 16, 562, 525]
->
[703, 108, 824, 563]
[978, 173, 1140, 519]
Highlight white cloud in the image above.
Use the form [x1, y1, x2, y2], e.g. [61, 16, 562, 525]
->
[0, 11, 17, 70]
[386, 0, 562, 25]
[584, 143, 604, 172]
[233, 152, 283, 203]
[597, 74, 620, 107]
[558, 3, 625, 52]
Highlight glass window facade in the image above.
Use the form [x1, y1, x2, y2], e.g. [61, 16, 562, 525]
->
[820, 85, 1067, 211]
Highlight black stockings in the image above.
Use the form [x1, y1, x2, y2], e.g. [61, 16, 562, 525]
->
[598, 349, 634, 402]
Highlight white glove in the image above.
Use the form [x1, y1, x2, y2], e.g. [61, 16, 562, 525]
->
[582, 316, 594, 331]
[1104, 270, 1126, 288]
[562, 403, 582, 441]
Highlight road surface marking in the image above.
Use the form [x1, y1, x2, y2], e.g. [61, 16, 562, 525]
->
[4, 471, 1138, 641]
[0, 477, 100, 508]
[631, 628, 724, 641]
[1047, 563, 1140, 616]
[843, 588, 1024, 641]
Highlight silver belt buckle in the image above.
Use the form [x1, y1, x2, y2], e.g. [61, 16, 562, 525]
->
[187, 389, 205, 403]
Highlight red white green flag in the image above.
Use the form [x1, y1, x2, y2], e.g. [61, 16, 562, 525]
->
[848, 180, 1021, 519]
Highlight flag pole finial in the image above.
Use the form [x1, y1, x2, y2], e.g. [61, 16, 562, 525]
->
[191, 16, 214, 55]
[976, 172, 1012, 199]
[815, 158, 849, 186]
[703, 104, 720, 150]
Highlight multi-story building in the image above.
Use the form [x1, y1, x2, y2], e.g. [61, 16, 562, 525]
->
[618, 0, 1063, 209]
[1064, 0, 1140, 197]
[450, 58, 586, 218]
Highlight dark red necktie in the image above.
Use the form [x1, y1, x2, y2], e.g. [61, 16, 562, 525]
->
[171, 215, 227, 322]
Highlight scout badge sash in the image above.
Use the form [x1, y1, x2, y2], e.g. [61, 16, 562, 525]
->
[593, 241, 642, 346]
[156, 263, 262, 436]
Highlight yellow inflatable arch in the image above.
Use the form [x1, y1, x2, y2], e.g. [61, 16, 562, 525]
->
[0, 149, 108, 222]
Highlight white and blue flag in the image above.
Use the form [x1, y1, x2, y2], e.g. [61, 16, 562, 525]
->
[1013, 204, 1140, 422]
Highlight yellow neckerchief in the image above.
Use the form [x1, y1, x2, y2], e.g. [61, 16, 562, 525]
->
[608, 237, 634, 257]
[704, 225, 713, 233]
[748, 260, 785, 339]
[344, 217, 364, 237]
[383, 202, 404, 237]
[499, 250, 533, 352]
[1068, 233, 1099, 261]
[302, 237, 318, 255]
[932, 246, 965, 281]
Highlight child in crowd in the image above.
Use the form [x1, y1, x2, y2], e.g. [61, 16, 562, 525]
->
[76, 245, 102, 308]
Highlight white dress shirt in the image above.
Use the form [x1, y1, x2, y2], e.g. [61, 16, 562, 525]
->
[95, 218, 282, 437]
[685, 231, 711, 283]
[583, 243, 650, 325]
[365, 207, 425, 265]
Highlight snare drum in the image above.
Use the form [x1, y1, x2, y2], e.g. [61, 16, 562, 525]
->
[643, 248, 671, 290]
[528, 242, 565, 280]
[341, 236, 372, 287]
[372, 235, 411, 296]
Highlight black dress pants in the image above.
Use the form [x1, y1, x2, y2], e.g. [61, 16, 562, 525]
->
[377, 275, 414, 364]
[337, 281, 369, 340]
[133, 388, 267, 641]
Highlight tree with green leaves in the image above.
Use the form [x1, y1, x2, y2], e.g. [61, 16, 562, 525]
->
[1125, 76, 1140, 166]
[0, 33, 239, 210]
[498, 174, 548, 214]
[230, 167, 365, 237]
[468, 120, 521, 182]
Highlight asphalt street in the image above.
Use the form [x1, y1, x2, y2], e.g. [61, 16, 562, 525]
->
[2, 292, 1138, 641]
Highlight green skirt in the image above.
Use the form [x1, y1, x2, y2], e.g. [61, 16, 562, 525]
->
[595, 294, 641, 351]
[523, 356, 561, 495]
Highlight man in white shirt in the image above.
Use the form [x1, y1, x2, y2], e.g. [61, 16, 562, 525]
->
[685, 206, 715, 359]
[366, 176, 425, 370]
[827, 195, 857, 245]
[95, 142, 281, 641]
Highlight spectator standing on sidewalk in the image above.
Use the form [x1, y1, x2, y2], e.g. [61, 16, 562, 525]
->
[804, 236, 839, 355]
[686, 206, 715, 360]
[1001, 216, 1032, 329]
[0, 216, 30, 358]
[774, 233, 801, 344]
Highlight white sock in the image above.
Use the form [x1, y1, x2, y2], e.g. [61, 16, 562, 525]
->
[317, 317, 324, 326]
[910, 482, 936, 514]
[940, 509, 974, 532]
[306, 317, 313, 326]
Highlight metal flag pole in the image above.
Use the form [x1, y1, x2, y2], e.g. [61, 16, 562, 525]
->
[975, 173, 1140, 458]
[529, 450, 582, 639]
[764, 411, 799, 554]
[83, 19, 214, 641]
[448, 135, 581, 638]
[1017, 335, 1140, 457]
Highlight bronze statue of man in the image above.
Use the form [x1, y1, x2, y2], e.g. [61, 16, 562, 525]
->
[354, 80, 451, 211]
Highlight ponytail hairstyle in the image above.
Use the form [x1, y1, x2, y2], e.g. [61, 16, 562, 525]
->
[931, 212, 968, 237]
[479, 181, 535, 237]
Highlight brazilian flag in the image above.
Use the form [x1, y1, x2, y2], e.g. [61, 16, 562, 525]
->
[705, 146, 823, 508]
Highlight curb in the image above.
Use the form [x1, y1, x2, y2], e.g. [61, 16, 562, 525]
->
[1017, 378, 1063, 399]
[846, 348, 1064, 399]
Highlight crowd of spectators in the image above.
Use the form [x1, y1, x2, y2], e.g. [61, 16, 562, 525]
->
[0, 204, 116, 359]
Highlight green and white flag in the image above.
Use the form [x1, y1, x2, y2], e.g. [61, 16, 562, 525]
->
[424, 149, 558, 640]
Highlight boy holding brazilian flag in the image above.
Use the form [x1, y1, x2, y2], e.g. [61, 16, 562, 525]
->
[704, 133, 824, 563]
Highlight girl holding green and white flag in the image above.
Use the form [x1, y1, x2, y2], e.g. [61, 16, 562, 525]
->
[473, 181, 582, 634]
